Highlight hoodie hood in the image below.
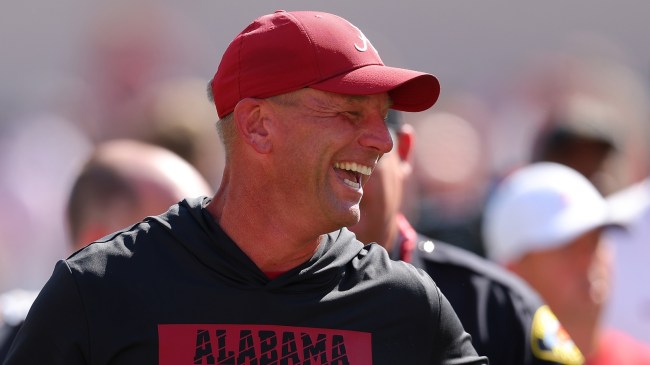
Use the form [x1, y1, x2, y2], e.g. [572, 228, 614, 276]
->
[148, 196, 366, 293]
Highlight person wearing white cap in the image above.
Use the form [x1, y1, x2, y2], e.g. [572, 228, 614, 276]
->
[482, 162, 650, 364]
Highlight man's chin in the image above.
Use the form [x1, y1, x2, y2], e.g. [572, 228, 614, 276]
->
[349, 205, 361, 223]
[335, 206, 361, 230]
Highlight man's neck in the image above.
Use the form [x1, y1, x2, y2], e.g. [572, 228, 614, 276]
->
[207, 188, 322, 273]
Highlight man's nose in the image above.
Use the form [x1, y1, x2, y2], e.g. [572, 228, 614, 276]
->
[359, 115, 394, 154]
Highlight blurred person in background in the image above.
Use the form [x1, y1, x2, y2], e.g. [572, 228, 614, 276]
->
[350, 110, 584, 364]
[490, 39, 650, 198]
[407, 96, 493, 256]
[601, 170, 650, 345]
[0, 139, 213, 363]
[530, 94, 622, 195]
[135, 76, 227, 190]
[0, 0, 210, 300]
[65, 139, 213, 249]
[482, 162, 650, 364]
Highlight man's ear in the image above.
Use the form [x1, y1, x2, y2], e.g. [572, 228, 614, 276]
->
[396, 124, 415, 175]
[233, 98, 272, 154]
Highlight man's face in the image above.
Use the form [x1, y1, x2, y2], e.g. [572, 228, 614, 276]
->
[349, 128, 407, 247]
[265, 88, 393, 233]
[510, 227, 611, 325]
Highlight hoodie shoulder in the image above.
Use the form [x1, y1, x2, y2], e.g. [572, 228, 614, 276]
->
[344, 236, 443, 306]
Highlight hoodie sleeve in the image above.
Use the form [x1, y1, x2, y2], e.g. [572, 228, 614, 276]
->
[3, 260, 89, 364]
[428, 277, 490, 365]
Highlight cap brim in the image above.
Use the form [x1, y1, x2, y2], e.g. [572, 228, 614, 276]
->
[309, 65, 440, 112]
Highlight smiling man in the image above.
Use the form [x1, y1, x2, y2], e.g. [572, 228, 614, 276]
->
[4, 10, 487, 364]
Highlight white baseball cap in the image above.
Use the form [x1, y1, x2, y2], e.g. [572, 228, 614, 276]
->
[483, 162, 616, 264]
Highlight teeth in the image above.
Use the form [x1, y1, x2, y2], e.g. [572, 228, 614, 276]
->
[333, 162, 372, 175]
[343, 179, 361, 189]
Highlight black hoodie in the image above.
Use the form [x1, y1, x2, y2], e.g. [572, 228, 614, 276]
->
[4, 197, 487, 364]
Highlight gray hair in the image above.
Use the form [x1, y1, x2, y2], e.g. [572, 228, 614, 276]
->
[207, 79, 237, 156]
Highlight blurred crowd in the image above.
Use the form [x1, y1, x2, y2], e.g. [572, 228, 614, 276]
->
[0, 1, 226, 293]
[2, 1, 650, 361]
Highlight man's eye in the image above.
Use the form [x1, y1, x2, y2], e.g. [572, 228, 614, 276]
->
[341, 111, 361, 121]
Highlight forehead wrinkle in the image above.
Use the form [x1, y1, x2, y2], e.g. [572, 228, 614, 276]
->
[296, 91, 344, 113]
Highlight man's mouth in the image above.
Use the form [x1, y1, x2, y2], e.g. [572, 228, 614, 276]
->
[333, 162, 372, 190]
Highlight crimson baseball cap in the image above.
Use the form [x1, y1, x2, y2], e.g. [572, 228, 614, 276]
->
[210, 10, 440, 118]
